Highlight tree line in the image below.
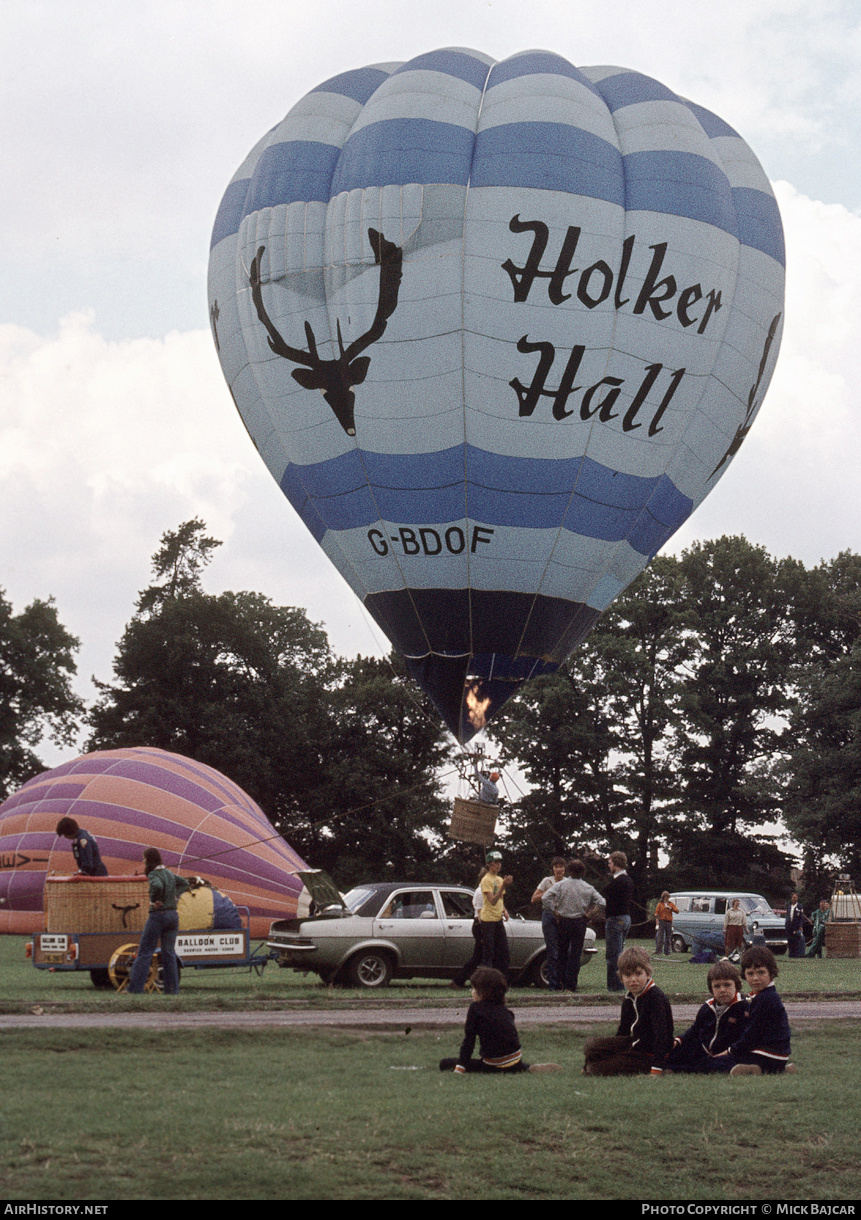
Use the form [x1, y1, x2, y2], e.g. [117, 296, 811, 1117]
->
[2, 521, 859, 920]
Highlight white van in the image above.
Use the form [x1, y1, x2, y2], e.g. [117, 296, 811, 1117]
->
[668, 891, 787, 954]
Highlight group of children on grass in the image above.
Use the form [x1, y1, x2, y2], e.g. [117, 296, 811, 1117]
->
[440, 944, 794, 1077]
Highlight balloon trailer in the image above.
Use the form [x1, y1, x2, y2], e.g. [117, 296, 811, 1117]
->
[26, 875, 273, 991]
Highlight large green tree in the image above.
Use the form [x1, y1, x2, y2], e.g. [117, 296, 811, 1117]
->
[781, 552, 861, 881]
[0, 591, 83, 798]
[670, 537, 803, 838]
[488, 657, 620, 858]
[588, 555, 694, 892]
[88, 522, 335, 827]
[88, 521, 454, 885]
[488, 557, 692, 913]
[298, 653, 454, 888]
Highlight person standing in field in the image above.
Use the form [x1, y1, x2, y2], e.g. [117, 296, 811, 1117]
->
[126, 848, 189, 995]
[530, 857, 567, 990]
[479, 850, 512, 977]
[604, 851, 634, 992]
[723, 898, 748, 957]
[542, 859, 606, 992]
[654, 892, 679, 957]
[806, 899, 832, 958]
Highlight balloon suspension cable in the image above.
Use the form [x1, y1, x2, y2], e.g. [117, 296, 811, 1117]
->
[456, 747, 514, 802]
[168, 766, 464, 872]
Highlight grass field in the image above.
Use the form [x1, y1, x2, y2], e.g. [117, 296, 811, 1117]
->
[3, 934, 859, 1009]
[2, 936, 860, 1201]
[2, 1024, 859, 1200]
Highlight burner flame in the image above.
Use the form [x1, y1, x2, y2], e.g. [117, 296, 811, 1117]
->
[464, 680, 491, 729]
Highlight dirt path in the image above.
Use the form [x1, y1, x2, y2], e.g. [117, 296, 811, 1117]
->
[1, 999, 856, 1030]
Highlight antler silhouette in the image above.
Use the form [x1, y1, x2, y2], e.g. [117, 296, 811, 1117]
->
[710, 312, 782, 478]
[249, 228, 403, 436]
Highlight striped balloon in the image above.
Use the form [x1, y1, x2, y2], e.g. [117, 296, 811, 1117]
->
[208, 47, 784, 741]
[0, 747, 308, 937]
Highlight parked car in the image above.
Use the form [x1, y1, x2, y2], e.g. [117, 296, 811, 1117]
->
[668, 890, 787, 955]
[267, 875, 597, 988]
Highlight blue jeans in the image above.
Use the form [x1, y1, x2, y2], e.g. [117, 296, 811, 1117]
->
[655, 921, 673, 956]
[541, 910, 562, 989]
[605, 915, 631, 991]
[128, 909, 180, 994]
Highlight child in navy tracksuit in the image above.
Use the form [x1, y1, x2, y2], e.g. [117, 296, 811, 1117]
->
[708, 946, 793, 1075]
[583, 946, 674, 1076]
[666, 960, 748, 1073]
[439, 967, 560, 1074]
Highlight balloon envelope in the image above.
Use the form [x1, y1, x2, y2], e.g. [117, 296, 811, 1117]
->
[0, 747, 308, 937]
[208, 47, 784, 740]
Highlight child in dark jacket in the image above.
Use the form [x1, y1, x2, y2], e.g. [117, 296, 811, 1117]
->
[583, 947, 674, 1076]
[439, 967, 560, 1074]
[709, 946, 793, 1075]
[666, 960, 748, 1073]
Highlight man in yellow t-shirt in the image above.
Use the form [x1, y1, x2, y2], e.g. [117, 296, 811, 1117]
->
[479, 851, 513, 977]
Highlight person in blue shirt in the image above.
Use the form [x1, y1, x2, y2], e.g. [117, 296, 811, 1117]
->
[55, 817, 108, 876]
[707, 946, 794, 1075]
[666, 961, 748, 1073]
[472, 759, 500, 804]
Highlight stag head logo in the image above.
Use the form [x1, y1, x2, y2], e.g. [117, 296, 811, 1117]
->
[249, 228, 404, 437]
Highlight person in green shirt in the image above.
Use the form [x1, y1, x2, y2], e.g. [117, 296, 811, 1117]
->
[806, 900, 832, 958]
[127, 848, 190, 994]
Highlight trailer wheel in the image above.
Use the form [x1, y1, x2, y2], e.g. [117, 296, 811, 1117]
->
[89, 968, 112, 990]
[108, 943, 161, 993]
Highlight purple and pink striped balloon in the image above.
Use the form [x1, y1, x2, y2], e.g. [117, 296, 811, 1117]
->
[0, 747, 308, 937]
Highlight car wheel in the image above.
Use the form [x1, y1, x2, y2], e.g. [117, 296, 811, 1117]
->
[529, 953, 550, 989]
[348, 949, 393, 988]
[671, 934, 687, 954]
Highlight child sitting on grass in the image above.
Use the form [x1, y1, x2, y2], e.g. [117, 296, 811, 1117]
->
[583, 946, 674, 1076]
[665, 960, 748, 1073]
[708, 945, 794, 1076]
[439, 966, 561, 1074]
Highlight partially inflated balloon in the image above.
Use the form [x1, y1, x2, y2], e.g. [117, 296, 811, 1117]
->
[208, 48, 784, 741]
[0, 748, 307, 937]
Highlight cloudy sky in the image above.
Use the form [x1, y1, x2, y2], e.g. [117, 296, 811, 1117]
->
[2, 0, 860, 763]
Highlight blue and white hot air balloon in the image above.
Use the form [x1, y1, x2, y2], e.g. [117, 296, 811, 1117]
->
[208, 48, 784, 742]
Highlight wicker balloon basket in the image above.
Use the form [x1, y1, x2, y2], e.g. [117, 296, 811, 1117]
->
[44, 876, 149, 934]
[825, 923, 861, 958]
[448, 797, 498, 847]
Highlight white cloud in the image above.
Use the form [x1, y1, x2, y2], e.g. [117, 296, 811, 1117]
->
[667, 183, 861, 565]
[0, 310, 378, 724]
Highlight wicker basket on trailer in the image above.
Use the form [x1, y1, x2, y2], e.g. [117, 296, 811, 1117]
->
[44, 875, 149, 934]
